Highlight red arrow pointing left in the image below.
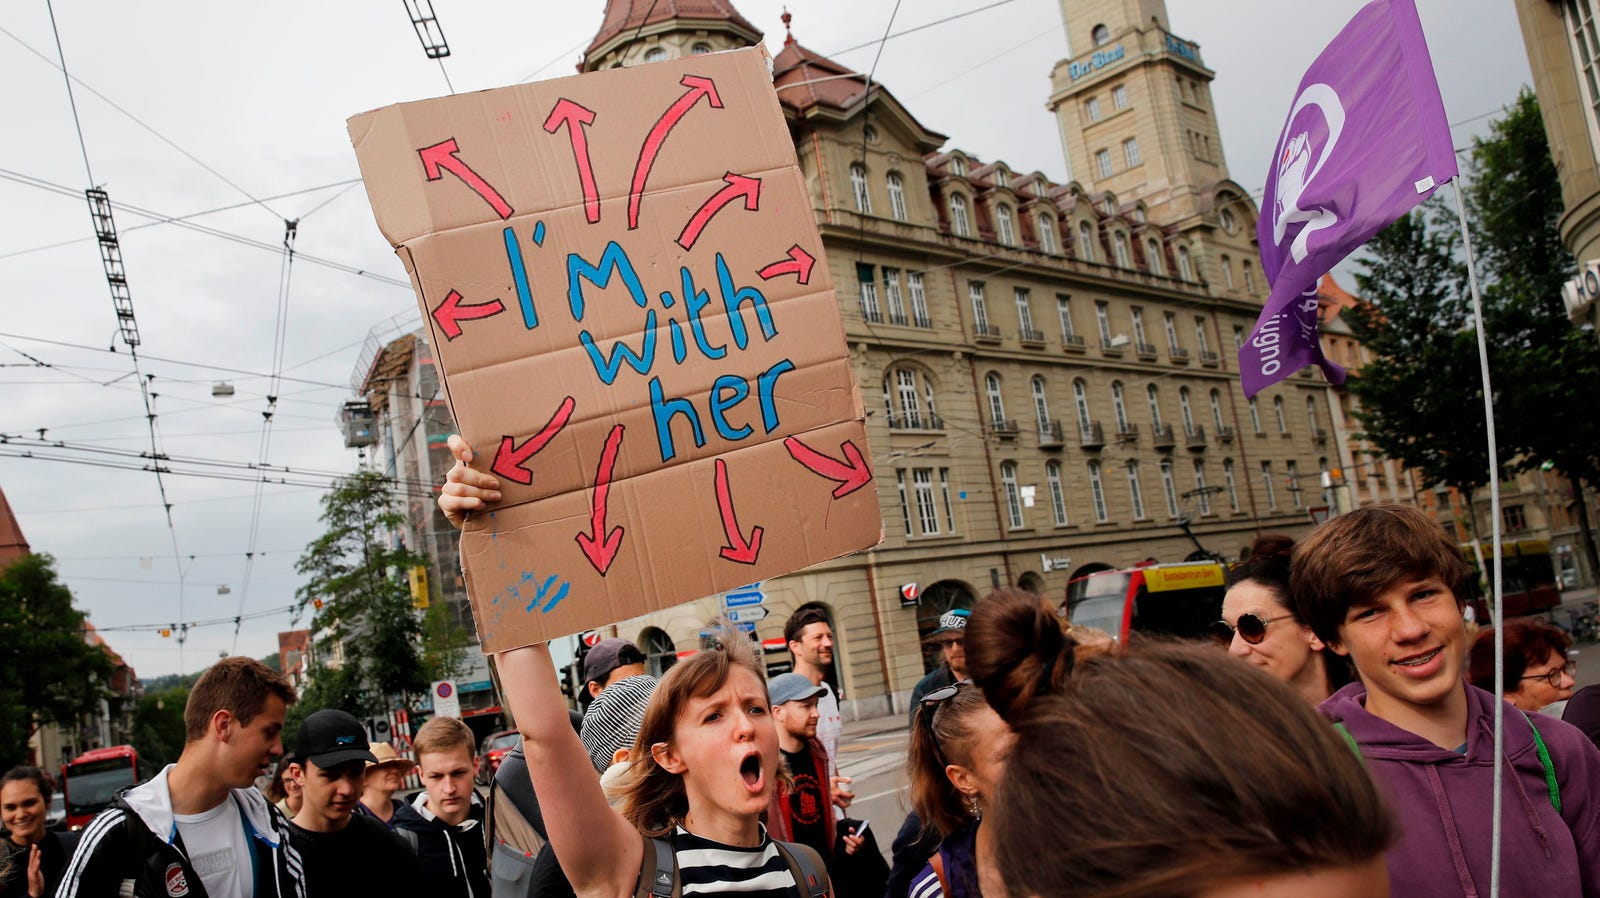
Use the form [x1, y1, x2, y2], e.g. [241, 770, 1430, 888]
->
[432, 289, 506, 341]
[491, 396, 576, 486]
[715, 457, 764, 565]
[677, 173, 761, 251]
[418, 138, 515, 220]
[575, 424, 626, 576]
[757, 245, 816, 285]
[783, 436, 873, 498]
[543, 99, 601, 224]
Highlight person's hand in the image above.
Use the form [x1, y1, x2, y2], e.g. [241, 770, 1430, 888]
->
[439, 434, 501, 529]
[830, 775, 854, 809]
[26, 843, 43, 898]
[841, 827, 863, 856]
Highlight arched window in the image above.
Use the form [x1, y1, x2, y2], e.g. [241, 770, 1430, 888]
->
[1248, 397, 1262, 433]
[850, 164, 871, 213]
[1001, 462, 1024, 529]
[1088, 461, 1109, 522]
[997, 204, 1016, 245]
[1047, 461, 1068, 526]
[1261, 461, 1278, 511]
[643, 47, 667, 63]
[1111, 382, 1129, 433]
[1073, 379, 1092, 432]
[1112, 232, 1131, 268]
[985, 372, 1006, 424]
[1092, 24, 1111, 46]
[1146, 238, 1164, 275]
[1037, 213, 1057, 254]
[1031, 376, 1051, 432]
[1179, 387, 1196, 433]
[1287, 460, 1303, 508]
[1306, 396, 1320, 435]
[882, 366, 938, 430]
[886, 172, 908, 221]
[1077, 221, 1095, 261]
[690, 43, 713, 55]
[1273, 396, 1288, 433]
[1126, 461, 1146, 519]
[949, 193, 971, 236]
[1220, 208, 1237, 232]
[1243, 260, 1257, 293]
[1177, 245, 1193, 281]
[1160, 460, 1179, 518]
[1209, 389, 1225, 431]
[1192, 460, 1212, 515]
[1221, 254, 1236, 289]
[1146, 384, 1164, 431]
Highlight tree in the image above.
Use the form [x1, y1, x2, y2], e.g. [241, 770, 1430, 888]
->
[129, 686, 188, 771]
[294, 471, 432, 720]
[0, 554, 115, 769]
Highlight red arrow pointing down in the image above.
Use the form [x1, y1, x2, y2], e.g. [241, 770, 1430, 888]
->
[543, 99, 601, 224]
[715, 457, 763, 565]
[757, 245, 817, 285]
[576, 424, 626, 575]
[783, 437, 873, 498]
[418, 138, 515, 220]
[491, 396, 576, 486]
[677, 173, 761, 251]
[432, 289, 506, 341]
[629, 75, 723, 230]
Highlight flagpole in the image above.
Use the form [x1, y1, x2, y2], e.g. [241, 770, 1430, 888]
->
[1451, 175, 1505, 898]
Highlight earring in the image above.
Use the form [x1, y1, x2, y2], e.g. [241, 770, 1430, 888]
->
[966, 795, 981, 818]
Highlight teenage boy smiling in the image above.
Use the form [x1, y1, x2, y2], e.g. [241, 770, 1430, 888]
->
[1292, 504, 1600, 897]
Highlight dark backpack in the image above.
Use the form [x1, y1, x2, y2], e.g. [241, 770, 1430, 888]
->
[635, 833, 831, 898]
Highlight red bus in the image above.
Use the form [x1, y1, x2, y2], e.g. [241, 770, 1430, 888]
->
[1065, 561, 1228, 644]
[61, 745, 139, 830]
[1464, 539, 1562, 621]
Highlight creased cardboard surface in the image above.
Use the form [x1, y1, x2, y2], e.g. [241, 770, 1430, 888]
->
[349, 48, 882, 652]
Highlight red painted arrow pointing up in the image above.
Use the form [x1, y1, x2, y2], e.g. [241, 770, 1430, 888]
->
[543, 99, 601, 224]
[576, 424, 626, 576]
[783, 436, 873, 498]
[677, 173, 760, 252]
[715, 457, 763, 565]
[432, 289, 506, 341]
[757, 245, 817, 285]
[491, 396, 575, 486]
[418, 138, 515, 220]
[629, 75, 723, 230]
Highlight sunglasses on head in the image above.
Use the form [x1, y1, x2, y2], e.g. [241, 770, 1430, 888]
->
[918, 682, 966, 767]
[1209, 612, 1295, 646]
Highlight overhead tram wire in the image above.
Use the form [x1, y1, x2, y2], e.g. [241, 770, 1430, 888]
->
[822, 0, 1019, 57]
[0, 448, 438, 499]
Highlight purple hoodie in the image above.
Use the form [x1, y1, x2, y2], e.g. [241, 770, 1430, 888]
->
[1321, 681, 1600, 897]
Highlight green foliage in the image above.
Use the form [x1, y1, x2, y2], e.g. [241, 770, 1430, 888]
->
[0, 554, 115, 769]
[421, 600, 472, 684]
[129, 686, 188, 771]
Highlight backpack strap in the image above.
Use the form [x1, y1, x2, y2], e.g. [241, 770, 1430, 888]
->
[635, 834, 677, 898]
[929, 851, 950, 896]
[1332, 722, 1363, 760]
[773, 840, 831, 898]
[1522, 710, 1561, 814]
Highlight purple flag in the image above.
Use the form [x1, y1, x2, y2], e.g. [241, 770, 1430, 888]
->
[1240, 0, 1457, 397]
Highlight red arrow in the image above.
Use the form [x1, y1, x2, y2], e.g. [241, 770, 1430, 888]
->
[575, 424, 626, 576]
[432, 289, 506, 341]
[491, 396, 576, 486]
[783, 436, 873, 498]
[628, 75, 723, 230]
[418, 138, 515, 220]
[715, 457, 763, 565]
[543, 99, 601, 224]
[677, 173, 761, 251]
[757, 245, 817, 285]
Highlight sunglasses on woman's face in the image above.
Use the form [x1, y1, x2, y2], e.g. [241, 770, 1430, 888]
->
[1209, 612, 1295, 646]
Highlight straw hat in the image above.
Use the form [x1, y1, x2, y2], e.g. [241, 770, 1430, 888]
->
[365, 741, 416, 774]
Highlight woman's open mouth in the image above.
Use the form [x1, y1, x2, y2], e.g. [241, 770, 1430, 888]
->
[739, 752, 764, 793]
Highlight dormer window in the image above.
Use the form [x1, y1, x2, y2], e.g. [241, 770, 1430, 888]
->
[996, 204, 1016, 245]
[950, 157, 968, 178]
[644, 47, 667, 63]
[950, 193, 971, 237]
[691, 43, 713, 55]
[994, 169, 1008, 189]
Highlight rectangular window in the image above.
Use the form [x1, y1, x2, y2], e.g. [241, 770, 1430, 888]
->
[1015, 288, 1035, 335]
[1194, 317, 1211, 353]
[887, 175, 908, 221]
[1095, 149, 1113, 179]
[1233, 325, 1246, 355]
[1287, 460, 1303, 509]
[883, 268, 907, 325]
[1261, 461, 1277, 511]
[1163, 311, 1180, 350]
[914, 468, 940, 535]
[939, 468, 957, 532]
[1504, 504, 1528, 532]
[1130, 306, 1147, 344]
[909, 273, 931, 328]
[859, 280, 880, 322]
[970, 282, 989, 331]
[1049, 467, 1068, 526]
[1095, 300, 1113, 343]
[1085, 96, 1102, 122]
[1112, 84, 1129, 110]
[1123, 138, 1141, 168]
[1127, 465, 1146, 519]
[1057, 295, 1077, 340]
[896, 470, 912, 536]
[1566, 0, 1600, 158]
[1224, 462, 1240, 512]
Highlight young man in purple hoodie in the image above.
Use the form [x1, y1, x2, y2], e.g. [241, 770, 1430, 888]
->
[1293, 504, 1600, 897]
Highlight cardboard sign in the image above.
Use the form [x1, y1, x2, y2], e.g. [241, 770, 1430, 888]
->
[349, 48, 882, 652]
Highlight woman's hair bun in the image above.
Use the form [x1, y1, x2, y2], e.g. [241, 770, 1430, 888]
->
[966, 587, 1074, 724]
[1249, 533, 1296, 561]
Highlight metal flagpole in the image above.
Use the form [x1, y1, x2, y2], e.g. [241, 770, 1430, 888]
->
[1451, 175, 1505, 897]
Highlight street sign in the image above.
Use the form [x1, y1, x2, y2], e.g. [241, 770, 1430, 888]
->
[431, 680, 461, 718]
[580, 630, 604, 647]
[733, 621, 756, 633]
[723, 583, 765, 609]
[726, 606, 769, 623]
[1308, 505, 1332, 526]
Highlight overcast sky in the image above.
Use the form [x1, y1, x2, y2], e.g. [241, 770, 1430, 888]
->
[0, 0, 1531, 678]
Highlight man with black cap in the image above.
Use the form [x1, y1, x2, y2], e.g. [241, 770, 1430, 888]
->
[286, 709, 422, 896]
[578, 638, 646, 708]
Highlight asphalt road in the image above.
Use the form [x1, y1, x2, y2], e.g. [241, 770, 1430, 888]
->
[835, 717, 915, 864]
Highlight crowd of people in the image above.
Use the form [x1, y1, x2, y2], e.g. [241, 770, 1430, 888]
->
[6, 440, 1600, 898]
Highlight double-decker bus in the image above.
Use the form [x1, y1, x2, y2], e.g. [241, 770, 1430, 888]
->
[61, 745, 139, 830]
[1064, 561, 1228, 644]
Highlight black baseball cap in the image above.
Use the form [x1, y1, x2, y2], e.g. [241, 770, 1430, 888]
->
[292, 709, 377, 768]
[583, 638, 647, 686]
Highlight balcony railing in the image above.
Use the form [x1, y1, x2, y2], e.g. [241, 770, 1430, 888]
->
[1216, 425, 1235, 444]
[1101, 339, 1126, 357]
[1019, 326, 1046, 346]
[975, 322, 1003, 342]
[1185, 424, 1208, 450]
[991, 417, 1019, 437]
[1152, 423, 1176, 449]
[861, 306, 883, 323]
[887, 311, 909, 326]
[912, 313, 934, 329]
[1200, 350, 1221, 367]
[886, 412, 946, 432]
[1116, 422, 1140, 442]
[1169, 346, 1191, 364]
[1038, 420, 1065, 448]
[1063, 334, 1087, 353]
[1135, 341, 1159, 361]
[1079, 421, 1105, 449]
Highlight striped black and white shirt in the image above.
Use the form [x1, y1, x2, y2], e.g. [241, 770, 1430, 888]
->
[673, 826, 801, 898]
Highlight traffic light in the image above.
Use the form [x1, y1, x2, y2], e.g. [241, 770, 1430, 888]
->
[159, 628, 172, 638]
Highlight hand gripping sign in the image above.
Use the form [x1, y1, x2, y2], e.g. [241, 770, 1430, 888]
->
[349, 48, 882, 652]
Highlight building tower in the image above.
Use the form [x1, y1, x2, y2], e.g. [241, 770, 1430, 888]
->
[582, 0, 761, 72]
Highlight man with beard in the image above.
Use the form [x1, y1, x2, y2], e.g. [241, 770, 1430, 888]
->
[784, 606, 852, 813]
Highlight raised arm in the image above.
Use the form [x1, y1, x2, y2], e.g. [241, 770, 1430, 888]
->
[438, 434, 502, 529]
[496, 644, 642, 897]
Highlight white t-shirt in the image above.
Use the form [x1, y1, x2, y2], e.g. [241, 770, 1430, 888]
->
[174, 799, 252, 898]
[815, 681, 841, 774]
